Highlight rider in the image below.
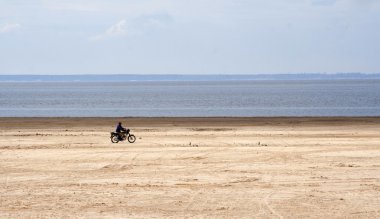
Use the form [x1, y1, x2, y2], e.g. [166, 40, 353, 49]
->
[116, 122, 127, 140]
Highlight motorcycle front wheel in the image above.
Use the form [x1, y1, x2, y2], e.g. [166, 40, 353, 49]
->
[128, 134, 136, 143]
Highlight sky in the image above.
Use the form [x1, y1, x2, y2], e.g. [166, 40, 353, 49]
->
[0, 0, 379, 75]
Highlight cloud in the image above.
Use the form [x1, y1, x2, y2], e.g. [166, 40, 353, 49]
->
[0, 23, 21, 33]
[89, 19, 128, 41]
[89, 13, 173, 41]
[106, 19, 127, 36]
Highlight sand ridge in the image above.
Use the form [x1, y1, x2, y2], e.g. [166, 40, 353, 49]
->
[1, 117, 380, 218]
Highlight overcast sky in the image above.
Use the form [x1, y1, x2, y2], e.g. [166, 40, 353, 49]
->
[0, 0, 379, 74]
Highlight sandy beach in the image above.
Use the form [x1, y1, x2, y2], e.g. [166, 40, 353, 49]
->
[1, 117, 380, 218]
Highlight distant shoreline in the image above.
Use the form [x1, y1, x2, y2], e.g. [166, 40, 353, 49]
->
[1, 73, 380, 82]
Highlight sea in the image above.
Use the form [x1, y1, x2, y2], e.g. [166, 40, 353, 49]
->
[0, 75, 380, 117]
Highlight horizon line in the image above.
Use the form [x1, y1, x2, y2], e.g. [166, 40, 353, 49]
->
[1, 73, 380, 76]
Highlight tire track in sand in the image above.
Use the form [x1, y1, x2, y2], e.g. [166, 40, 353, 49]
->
[264, 192, 283, 219]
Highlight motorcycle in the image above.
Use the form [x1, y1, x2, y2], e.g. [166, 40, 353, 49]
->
[110, 129, 136, 143]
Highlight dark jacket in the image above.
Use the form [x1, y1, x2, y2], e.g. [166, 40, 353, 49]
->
[116, 124, 125, 133]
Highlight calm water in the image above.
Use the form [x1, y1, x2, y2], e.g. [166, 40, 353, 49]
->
[0, 80, 379, 117]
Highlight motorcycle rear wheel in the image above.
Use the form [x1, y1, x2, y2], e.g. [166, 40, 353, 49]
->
[111, 135, 119, 143]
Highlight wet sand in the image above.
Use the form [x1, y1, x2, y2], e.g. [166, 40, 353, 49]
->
[1, 117, 380, 218]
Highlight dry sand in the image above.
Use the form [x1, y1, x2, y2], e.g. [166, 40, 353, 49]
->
[1, 117, 380, 218]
